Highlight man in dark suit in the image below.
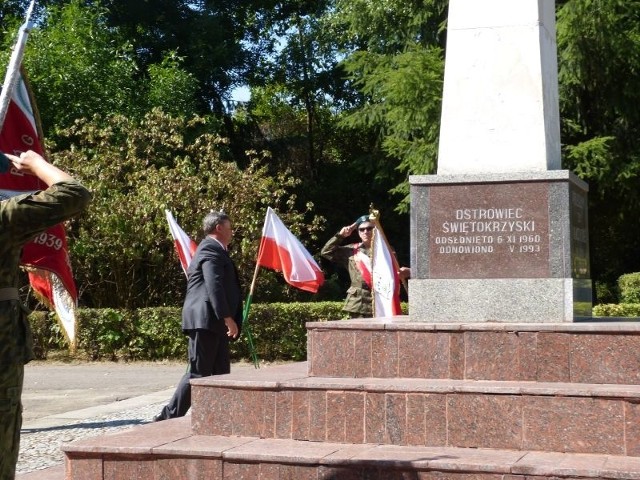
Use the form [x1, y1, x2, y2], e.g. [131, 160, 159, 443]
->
[154, 210, 243, 421]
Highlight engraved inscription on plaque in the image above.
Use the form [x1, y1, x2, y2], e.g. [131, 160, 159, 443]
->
[428, 183, 550, 278]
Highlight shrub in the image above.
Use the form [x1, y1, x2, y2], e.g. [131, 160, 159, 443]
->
[30, 301, 410, 362]
[618, 272, 640, 304]
[28, 311, 66, 359]
[592, 303, 640, 317]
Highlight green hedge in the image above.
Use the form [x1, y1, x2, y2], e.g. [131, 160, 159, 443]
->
[593, 272, 640, 317]
[593, 303, 640, 317]
[28, 302, 351, 361]
[618, 272, 640, 304]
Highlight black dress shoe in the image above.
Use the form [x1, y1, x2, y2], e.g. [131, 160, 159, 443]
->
[153, 413, 166, 422]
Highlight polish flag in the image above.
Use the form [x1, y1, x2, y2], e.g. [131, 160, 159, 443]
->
[0, 71, 80, 345]
[257, 207, 324, 293]
[372, 225, 402, 317]
[165, 209, 197, 276]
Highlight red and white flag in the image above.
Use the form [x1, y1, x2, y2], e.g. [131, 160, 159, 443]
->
[371, 225, 402, 317]
[0, 71, 80, 344]
[165, 209, 198, 276]
[256, 207, 324, 293]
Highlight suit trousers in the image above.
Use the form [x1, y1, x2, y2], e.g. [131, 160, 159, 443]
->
[160, 328, 230, 419]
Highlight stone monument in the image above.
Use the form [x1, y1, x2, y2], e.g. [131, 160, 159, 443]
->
[409, 0, 591, 322]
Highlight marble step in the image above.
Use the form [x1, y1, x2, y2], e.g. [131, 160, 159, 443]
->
[16, 465, 64, 480]
[307, 319, 640, 384]
[59, 419, 640, 480]
[189, 361, 640, 456]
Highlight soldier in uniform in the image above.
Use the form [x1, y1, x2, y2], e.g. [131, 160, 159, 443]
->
[0, 150, 91, 479]
[321, 215, 377, 318]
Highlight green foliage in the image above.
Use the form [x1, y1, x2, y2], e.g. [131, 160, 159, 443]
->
[147, 52, 199, 118]
[557, 0, 640, 285]
[32, 303, 349, 362]
[19, 0, 141, 136]
[594, 280, 617, 305]
[50, 109, 323, 308]
[32, 301, 410, 361]
[239, 302, 346, 361]
[332, 0, 447, 213]
[593, 303, 640, 318]
[0, 0, 200, 141]
[618, 273, 640, 304]
[340, 46, 444, 211]
[131, 307, 186, 359]
[592, 272, 640, 317]
[97, 0, 252, 112]
[28, 311, 66, 360]
[330, 0, 447, 53]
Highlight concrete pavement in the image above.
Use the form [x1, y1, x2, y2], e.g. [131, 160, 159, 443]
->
[17, 359, 258, 476]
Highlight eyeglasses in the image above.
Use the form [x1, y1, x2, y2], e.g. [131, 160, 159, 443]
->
[358, 226, 374, 232]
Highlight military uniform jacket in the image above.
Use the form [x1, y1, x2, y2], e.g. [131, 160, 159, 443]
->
[0, 180, 92, 291]
[0, 180, 92, 362]
[181, 236, 243, 336]
[321, 233, 373, 317]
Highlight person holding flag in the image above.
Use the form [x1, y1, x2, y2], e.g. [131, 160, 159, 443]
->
[154, 210, 243, 422]
[321, 213, 410, 318]
[0, 150, 91, 479]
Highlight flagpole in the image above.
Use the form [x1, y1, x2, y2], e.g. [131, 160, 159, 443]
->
[369, 207, 406, 290]
[369, 207, 407, 317]
[242, 260, 262, 368]
[0, 0, 37, 131]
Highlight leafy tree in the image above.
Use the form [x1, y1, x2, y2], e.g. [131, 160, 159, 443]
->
[0, 1, 23, 39]
[147, 51, 199, 118]
[557, 0, 640, 296]
[1, 0, 199, 140]
[248, 0, 345, 177]
[93, 0, 255, 113]
[51, 109, 325, 309]
[19, 1, 140, 136]
[329, 0, 448, 213]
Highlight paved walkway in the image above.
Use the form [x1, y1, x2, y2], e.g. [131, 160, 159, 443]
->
[16, 359, 258, 476]
[17, 389, 174, 474]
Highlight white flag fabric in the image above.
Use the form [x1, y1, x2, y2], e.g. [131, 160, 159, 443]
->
[165, 210, 198, 276]
[257, 207, 324, 293]
[371, 226, 402, 317]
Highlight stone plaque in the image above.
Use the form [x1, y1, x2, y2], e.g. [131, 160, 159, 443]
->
[428, 182, 550, 278]
[570, 183, 590, 279]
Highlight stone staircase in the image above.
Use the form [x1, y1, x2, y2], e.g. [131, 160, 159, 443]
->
[58, 317, 640, 479]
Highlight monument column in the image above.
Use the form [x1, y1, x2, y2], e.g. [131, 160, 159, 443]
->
[409, 0, 591, 322]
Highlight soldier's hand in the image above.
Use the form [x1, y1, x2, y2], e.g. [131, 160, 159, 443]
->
[4, 150, 74, 186]
[4, 150, 46, 174]
[339, 223, 357, 237]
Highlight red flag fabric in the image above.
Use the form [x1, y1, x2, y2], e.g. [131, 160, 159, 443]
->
[371, 225, 402, 317]
[165, 209, 197, 276]
[0, 72, 79, 343]
[256, 207, 324, 293]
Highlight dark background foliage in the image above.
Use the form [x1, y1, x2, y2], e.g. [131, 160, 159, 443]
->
[2, 0, 639, 308]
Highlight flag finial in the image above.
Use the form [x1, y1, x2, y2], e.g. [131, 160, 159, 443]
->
[369, 204, 379, 221]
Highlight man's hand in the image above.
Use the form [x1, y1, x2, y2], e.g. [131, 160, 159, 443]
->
[339, 222, 357, 237]
[398, 267, 412, 280]
[224, 317, 239, 338]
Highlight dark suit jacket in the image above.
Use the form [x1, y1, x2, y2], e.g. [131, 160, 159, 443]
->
[181, 237, 243, 336]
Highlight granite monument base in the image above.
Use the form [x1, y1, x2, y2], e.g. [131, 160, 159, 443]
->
[410, 170, 592, 322]
[409, 277, 592, 322]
